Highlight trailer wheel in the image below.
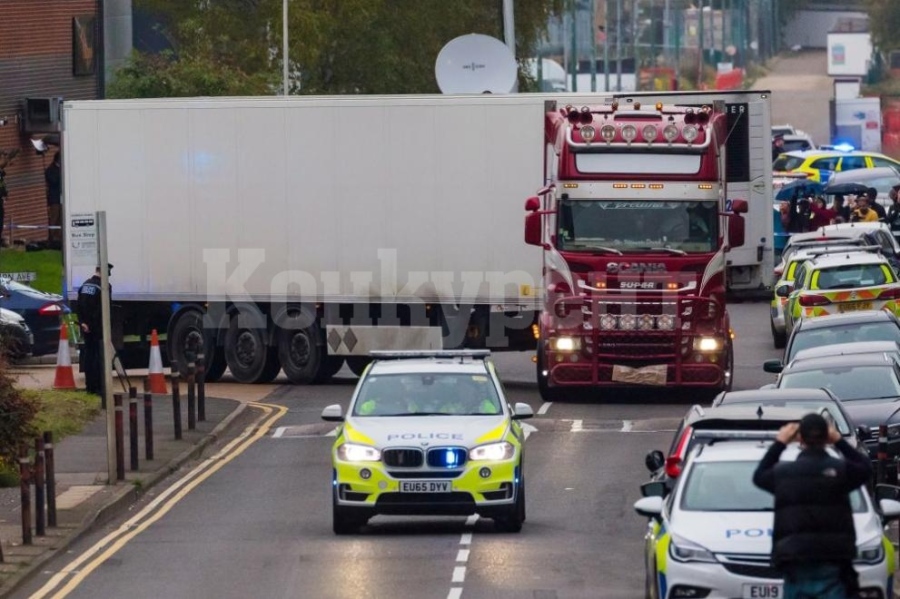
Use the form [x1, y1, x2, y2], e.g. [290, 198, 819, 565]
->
[256, 349, 282, 384]
[224, 315, 271, 383]
[277, 320, 322, 384]
[168, 308, 219, 379]
[346, 357, 371, 378]
[204, 349, 228, 383]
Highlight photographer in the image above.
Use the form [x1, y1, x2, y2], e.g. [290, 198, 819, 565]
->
[851, 196, 879, 223]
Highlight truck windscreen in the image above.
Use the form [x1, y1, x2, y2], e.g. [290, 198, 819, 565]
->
[557, 200, 719, 254]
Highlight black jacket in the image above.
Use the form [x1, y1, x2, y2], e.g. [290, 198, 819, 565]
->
[888, 203, 900, 230]
[76, 275, 110, 333]
[752, 439, 871, 568]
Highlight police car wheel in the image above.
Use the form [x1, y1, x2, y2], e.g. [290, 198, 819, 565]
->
[771, 320, 786, 349]
[494, 475, 525, 533]
[332, 492, 367, 535]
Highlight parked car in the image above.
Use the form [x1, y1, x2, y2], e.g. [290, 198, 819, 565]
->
[0, 278, 68, 356]
[772, 149, 900, 182]
[0, 307, 33, 361]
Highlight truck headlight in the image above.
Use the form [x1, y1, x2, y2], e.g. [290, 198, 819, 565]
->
[669, 535, 717, 563]
[855, 539, 885, 565]
[550, 336, 581, 352]
[693, 337, 723, 352]
[336, 443, 381, 462]
[469, 441, 515, 461]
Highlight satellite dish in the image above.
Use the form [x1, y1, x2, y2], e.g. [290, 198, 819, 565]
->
[435, 34, 518, 94]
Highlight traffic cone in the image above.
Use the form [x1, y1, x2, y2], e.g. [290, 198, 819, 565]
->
[52, 325, 76, 390]
[148, 329, 168, 394]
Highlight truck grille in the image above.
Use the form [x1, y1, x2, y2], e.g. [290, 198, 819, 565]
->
[383, 448, 424, 467]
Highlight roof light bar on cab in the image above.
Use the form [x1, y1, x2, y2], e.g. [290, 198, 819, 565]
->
[369, 350, 492, 360]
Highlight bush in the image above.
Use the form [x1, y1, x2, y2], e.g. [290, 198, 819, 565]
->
[0, 355, 37, 472]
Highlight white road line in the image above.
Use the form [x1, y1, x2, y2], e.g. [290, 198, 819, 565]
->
[452, 567, 466, 583]
[457, 549, 470, 562]
[460, 532, 473, 545]
[447, 589, 463, 599]
[538, 402, 552, 415]
[620, 420, 633, 432]
[571, 419, 583, 432]
[521, 423, 538, 440]
[273, 426, 286, 438]
[325, 427, 339, 437]
[465, 514, 479, 526]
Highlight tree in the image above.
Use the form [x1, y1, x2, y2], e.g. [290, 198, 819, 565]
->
[118, 0, 564, 97]
[864, 0, 900, 55]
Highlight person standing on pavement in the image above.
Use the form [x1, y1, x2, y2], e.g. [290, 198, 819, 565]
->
[44, 151, 62, 249]
[887, 184, 900, 233]
[808, 196, 837, 229]
[753, 413, 872, 599]
[866, 187, 886, 221]
[76, 264, 112, 396]
[850, 196, 879, 223]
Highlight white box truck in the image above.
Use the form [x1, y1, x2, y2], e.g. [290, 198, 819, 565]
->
[61, 92, 771, 384]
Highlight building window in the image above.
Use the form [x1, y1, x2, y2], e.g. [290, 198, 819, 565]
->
[73, 16, 97, 76]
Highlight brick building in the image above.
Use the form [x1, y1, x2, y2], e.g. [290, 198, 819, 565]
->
[0, 0, 131, 245]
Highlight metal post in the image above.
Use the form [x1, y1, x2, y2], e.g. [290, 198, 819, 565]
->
[187, 362, 196, 431]
[129, 387, 139, 471]
[282, 0, 289, 95]
[197, 353, 206, 422]
[19, 444, 31, 545]
[604, 0, 610, 92]
[721, 0, 728, 60]
[570, 0, 578, 92]
[502, 0, 517, 92]
[632, 0, 639, 85]
[97, 211, 115, 485]
[44, 431, 56, 528]
[144, 392, 154, 460]
[674, 8, 681, 87]
[590, 0, 597, 91]
[114, 393, 124, 481]
[616, 0, 623, 90]
[172, 375, 182, 440]
[34, 437, 45, 537]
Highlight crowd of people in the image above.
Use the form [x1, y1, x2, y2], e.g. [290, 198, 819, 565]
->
[779, 184, 900, 234]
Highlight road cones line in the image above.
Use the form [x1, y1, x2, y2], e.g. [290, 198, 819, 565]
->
[148, 329, 168, 394]
[53, 325, 76, 390]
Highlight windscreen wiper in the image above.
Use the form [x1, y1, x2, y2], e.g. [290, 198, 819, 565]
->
[565, 244, 623, 255]
[633, 246, 687, 256]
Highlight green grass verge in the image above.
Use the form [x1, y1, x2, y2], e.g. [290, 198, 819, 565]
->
[0, 249, 64, 295]
[26, 389, 102, 440]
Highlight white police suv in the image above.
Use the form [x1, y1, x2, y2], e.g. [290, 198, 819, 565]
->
[634, 436, 900, 599]
[321, 350, 533, 535]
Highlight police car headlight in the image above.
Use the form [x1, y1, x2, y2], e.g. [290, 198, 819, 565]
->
[669, 535, 717, 563]
[550, 336, 581, 352]
[693, 337, 722, 352]
[336, 443, 381, 462]
[469, 441, 515, 461]
[855, 539, 885, 565]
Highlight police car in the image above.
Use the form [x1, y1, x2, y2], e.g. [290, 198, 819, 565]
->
[321, 350, 533, 534]
[634, 437, 900, 599]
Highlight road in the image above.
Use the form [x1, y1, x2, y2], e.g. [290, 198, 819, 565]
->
[16, 302, 780, 599]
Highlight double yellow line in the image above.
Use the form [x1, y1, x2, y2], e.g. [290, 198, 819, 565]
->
[31, 401, 287, 599]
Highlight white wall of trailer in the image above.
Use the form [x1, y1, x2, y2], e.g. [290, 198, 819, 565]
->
[62, 96, 547, 307]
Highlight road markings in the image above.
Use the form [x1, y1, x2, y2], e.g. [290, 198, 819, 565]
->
[452, 567, 466, 583]
[521, 422, 538, 440]
[537, 402, 552, 415]
[571, 419, 583, 432]
[273, 426, 286, 438]
[456, 549, 470, 562]
[460, 532, 473, 545]
[448, 514, 479, 599]
[447, 589, 463, 599]
[31, 401, 288, 599]
[620, 420, 633, 432]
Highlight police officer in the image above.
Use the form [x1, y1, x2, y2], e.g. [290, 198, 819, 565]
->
[76, 264, 112, 396]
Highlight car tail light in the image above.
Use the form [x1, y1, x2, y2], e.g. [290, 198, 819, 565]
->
[665, 425, 693, 478]
[799, 294, 830, 307]
[665, 456, 683, 478]
[879, 288, 900, 301]
[38, 303, 63, 315]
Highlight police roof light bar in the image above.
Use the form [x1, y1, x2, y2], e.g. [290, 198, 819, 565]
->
[803, 244, 881, 257]
[368, 350, 492, 360]
[692, 430, 780, 441]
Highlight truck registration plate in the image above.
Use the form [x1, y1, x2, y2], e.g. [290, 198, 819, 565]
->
[742, 584, 781, 599]
[400, 481, 451, 493]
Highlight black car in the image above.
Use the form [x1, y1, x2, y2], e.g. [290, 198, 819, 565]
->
[0, 278, 68, 356]
[0, 307, 33, 361]
[765, 309, 900, 373]
[775, 352, 900, 459]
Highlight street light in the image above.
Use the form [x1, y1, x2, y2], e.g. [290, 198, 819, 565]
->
[283, 0, 289, 95]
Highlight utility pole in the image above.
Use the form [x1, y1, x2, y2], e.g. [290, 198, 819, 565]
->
[502, 0, 518, 91]
[604, 1, 611, 92]
[98, 211, 115, 485]
[282, 0, 288, 95]
[632, 0, 639, 88]
[590, 0, 597, 91]
[698, 0, 705, 89]
[616, 0, 622, 91]
[570, 0, 579, 92]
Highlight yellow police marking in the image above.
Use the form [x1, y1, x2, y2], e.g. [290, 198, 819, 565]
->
[32, 401, 288, 599]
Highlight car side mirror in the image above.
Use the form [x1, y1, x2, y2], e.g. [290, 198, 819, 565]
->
[857, 426, 870, 441]
[641, 480, 667, 498]
[763, 359, 783, 374]
[634, 496, 664, 520]
[880, 498, 900, 522]
[875, 484, 900, 503]
[645, 450, 665, 473]
[775, 283, 793, 298]
[512, 402, 534, 420]
[321, 404, 344, 422]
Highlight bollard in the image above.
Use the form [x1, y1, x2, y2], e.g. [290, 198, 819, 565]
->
[142, 376, 150, 393]
[197, 353, 206, 422]
[44, 431, 56, 528]
[18, 444, 31, 545]
[34, 437, 45, 537]
[878, 424, 888, 485]
[171, 375, 182, 440]
[129, 387, 139, 471]
[114, 393, 125, 481]
[144, 392, 154, 460]
[187, 362, 196, 431]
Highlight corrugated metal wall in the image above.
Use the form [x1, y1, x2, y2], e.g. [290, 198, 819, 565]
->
[783, 10, 868, 49]
[0, 0, 99, 244]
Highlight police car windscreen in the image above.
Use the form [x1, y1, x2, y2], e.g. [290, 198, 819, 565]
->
[353, 373, 502, 417]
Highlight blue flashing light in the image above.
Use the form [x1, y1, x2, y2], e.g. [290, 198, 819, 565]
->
[833, 143, 855, 152]
[445, 449, 458, 468]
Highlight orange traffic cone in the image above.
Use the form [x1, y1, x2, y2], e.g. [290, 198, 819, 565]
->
[148, 329, 168, 394]
[53, 325, 76, 389]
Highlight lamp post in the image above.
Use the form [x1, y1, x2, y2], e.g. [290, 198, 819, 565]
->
[282, 0, 289, 95]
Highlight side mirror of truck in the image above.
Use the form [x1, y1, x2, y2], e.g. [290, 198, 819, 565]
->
[525, 196, 541, 212]
[730, 199, 749, 214]
[727, 214, 745, 249]
[525, 212, 543, 247]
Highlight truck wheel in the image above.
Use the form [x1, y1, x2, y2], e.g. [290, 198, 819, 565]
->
[346, 357, 371, 378]
[224, 315, 271, 383]
[277, 321, 322, 384]
[315, 356, 345, 383]
[168, 308, 218, 378]
[204, 349, 228, 383]
[722, 345, 734, 392]
[536, 351, 561, 402]
[256, 349, 282, 384]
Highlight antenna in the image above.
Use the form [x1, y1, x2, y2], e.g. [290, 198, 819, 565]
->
[435, 34, 518, 94]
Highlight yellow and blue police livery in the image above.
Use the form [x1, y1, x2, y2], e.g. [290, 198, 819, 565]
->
[635, 439, 898, 599]
[321, 350, 533, 535]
